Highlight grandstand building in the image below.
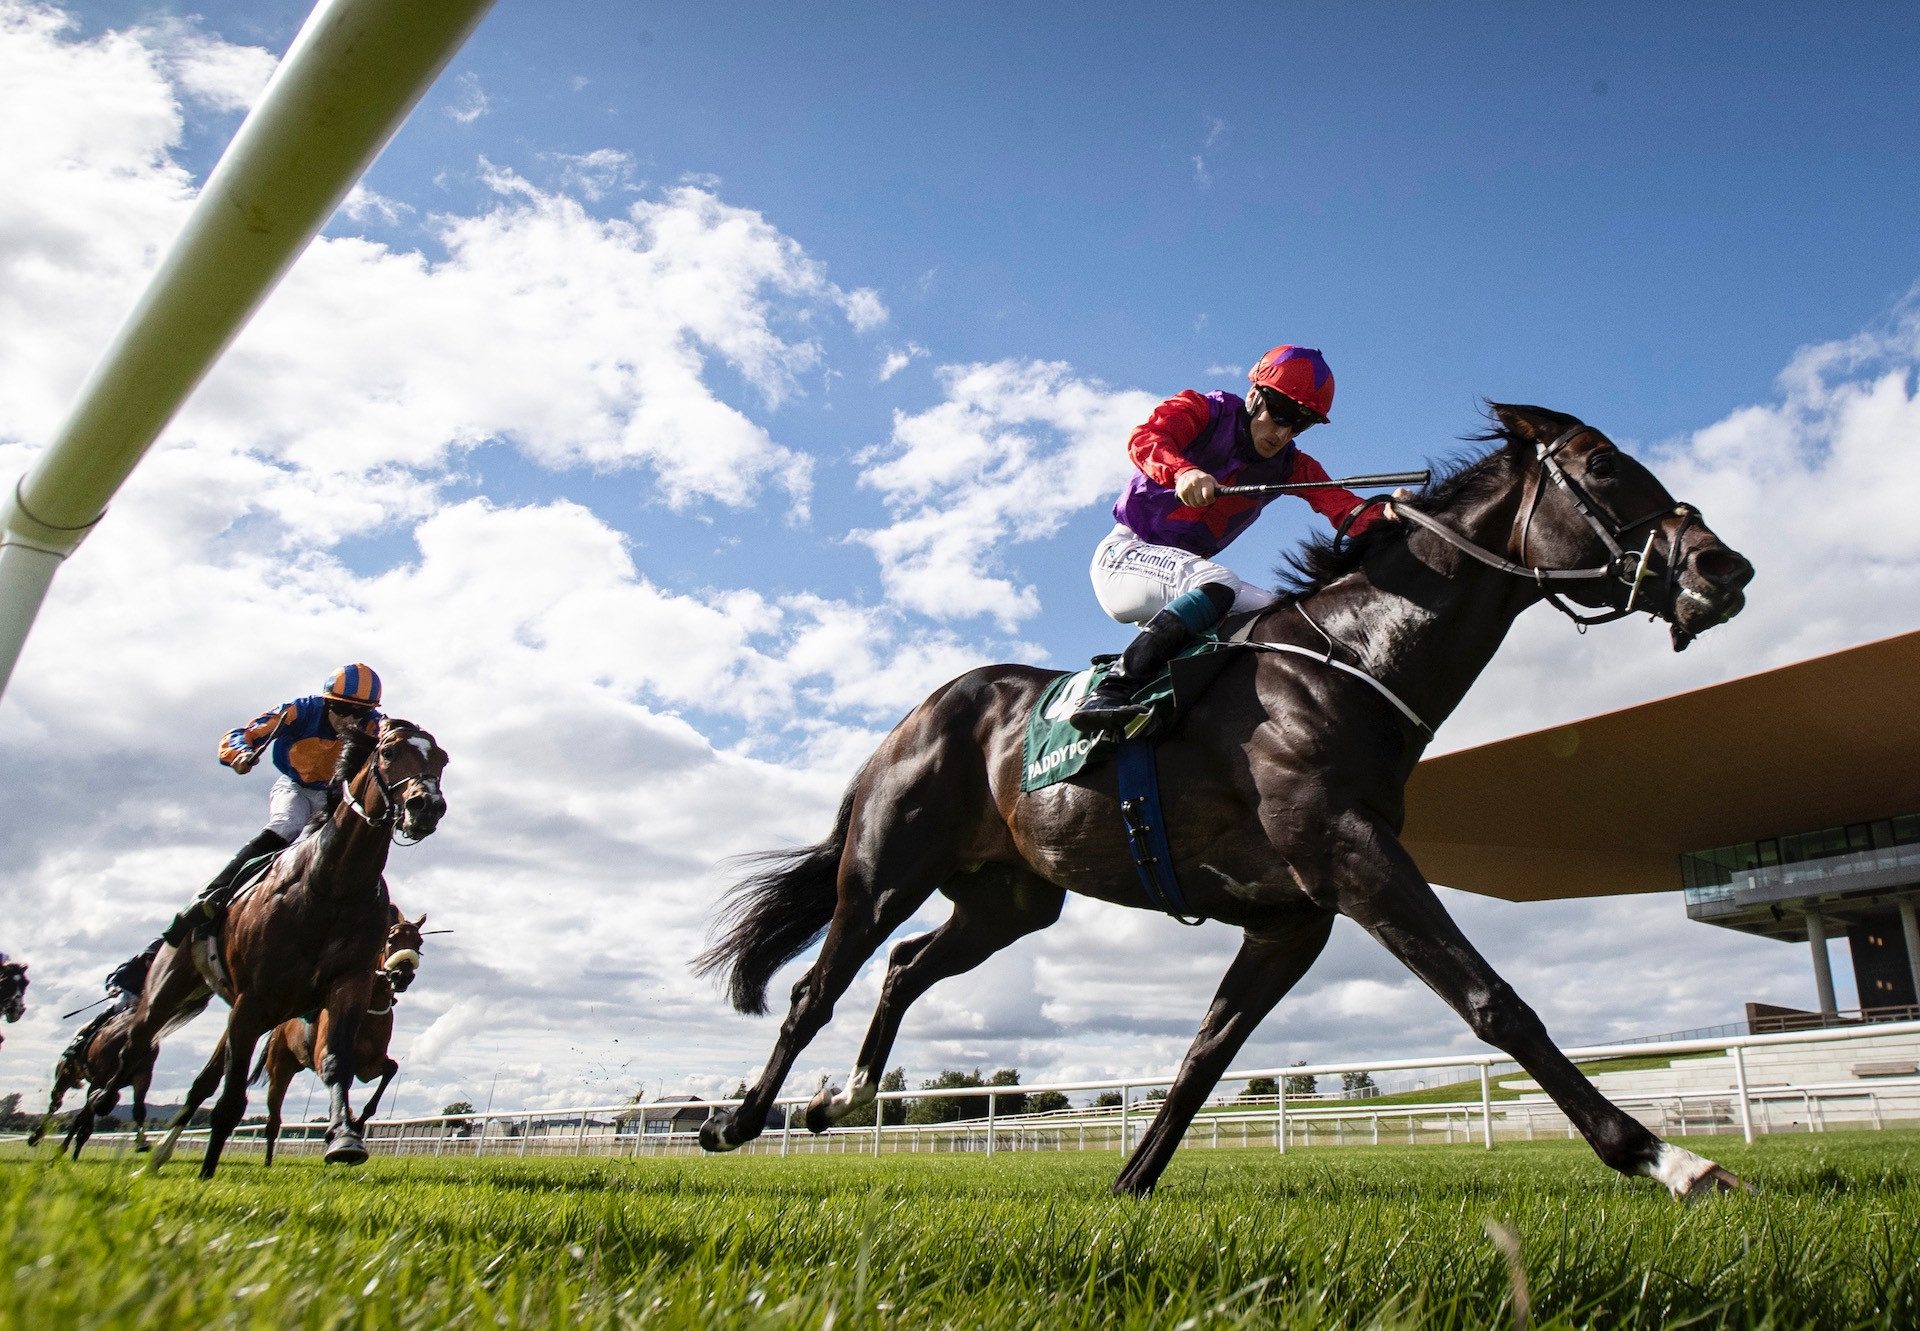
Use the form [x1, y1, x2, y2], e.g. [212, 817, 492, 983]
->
[1400, 629, 1920, 1022]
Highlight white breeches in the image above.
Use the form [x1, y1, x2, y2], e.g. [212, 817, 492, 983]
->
[265, 776, 328, 842]
[1089, 525, 1278, 625]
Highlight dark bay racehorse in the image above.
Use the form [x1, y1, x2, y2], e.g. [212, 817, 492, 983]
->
[254, 910, 428, 1165]
[696, 404, 1756, 1199]
[0, 954, 26, 1052]
[37, 1007, 156, 1153]
[85, 719, 447, 1179]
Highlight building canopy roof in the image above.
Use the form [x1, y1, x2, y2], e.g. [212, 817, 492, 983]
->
[1399, 630, 1920, 901]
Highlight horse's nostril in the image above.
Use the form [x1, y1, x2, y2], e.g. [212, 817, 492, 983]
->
[1694, 549, 1753, 590]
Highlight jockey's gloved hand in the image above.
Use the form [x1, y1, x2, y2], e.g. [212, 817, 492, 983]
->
[1382, 486, 1418, 522]
[1174, 468, 1218, 508]
[229, 750, 257, 774]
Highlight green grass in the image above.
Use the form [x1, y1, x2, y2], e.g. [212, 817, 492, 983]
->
[3, 1132, 1917, 1329]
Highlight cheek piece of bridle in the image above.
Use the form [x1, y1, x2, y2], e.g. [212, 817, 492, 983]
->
[1380, 426, 1713, 646]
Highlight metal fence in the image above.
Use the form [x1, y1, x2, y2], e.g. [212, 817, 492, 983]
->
[34, 1019, 1920, 1161]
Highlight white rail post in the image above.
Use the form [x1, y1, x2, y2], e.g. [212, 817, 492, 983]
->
[1119, 1085, 1130, 1154]
[1731, 1042, 1754, 1144]
[985, 1091, 996, 1158]
[873, 1103, 883, 1157]
[1479, 1064, 1494, 1149]
[0, 0, 497, 701]
[782, 1103, 792, 1156]
[1275, 1081, 1287, 1153]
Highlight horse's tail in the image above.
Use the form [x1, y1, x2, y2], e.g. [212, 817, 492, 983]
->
[693, 783, 856, 1016]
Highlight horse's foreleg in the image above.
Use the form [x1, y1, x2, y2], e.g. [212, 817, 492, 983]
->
[131, 1062, 152, 1152]
[149, 1037, 228, 1173]
[319, 978, 372, 1165]
[807, 871, 1064, 1134]
[28, 1075, 73, 1146]
[1338, 818, 1742, 1199]
[262, 1049, 292, 1168]
[353, 1059, 399, 1132]
[1113, 910, 1335, 1198]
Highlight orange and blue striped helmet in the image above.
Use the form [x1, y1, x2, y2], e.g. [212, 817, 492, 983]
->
[324, 663, 382, 709]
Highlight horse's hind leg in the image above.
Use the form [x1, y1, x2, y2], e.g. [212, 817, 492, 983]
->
[806, 867, 1064, 1134]
[1113, 909, 1335, 1197]
[354, 1059, 399, 1133]
[1337, 816, 1742, 1199]
[131, 1059, 154, 1152]
[200, 1004, 270, 1179]
[148, 1036, 229, 1173]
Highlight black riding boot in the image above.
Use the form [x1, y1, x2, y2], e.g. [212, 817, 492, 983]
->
[1071, 583, 1237, 734]
[160, 829, 290, 946]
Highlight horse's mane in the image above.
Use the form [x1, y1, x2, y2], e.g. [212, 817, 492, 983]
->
[1270, 403, 1561, 601]
[316, 724, 380, 826]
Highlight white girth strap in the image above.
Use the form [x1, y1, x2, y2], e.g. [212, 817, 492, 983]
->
[1243, 642, 1434, 738]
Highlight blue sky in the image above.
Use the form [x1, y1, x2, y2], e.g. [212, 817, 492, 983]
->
[3, 0, 1918, 1114]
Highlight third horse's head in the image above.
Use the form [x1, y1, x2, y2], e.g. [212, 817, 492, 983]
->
[1488, 404, 1753, 651]
[382, 909, 427, 992]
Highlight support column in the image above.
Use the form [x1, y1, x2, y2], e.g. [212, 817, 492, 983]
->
[1898, 898, 1920, 1011]
[1806, 911, 1838, 1017]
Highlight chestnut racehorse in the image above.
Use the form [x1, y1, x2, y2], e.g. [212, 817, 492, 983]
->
[79, 719, 447, 1178]
[254, 910, 428, 1165]
[696, 404, 1755, 1199]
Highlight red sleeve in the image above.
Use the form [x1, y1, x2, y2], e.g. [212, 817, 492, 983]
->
[1125, 391, 1214, 488]
[1285, 448, 1381, 536]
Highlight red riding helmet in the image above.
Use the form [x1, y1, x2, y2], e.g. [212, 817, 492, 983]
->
[1248, 345, 1334, 422]
[324, 662, 382, 709]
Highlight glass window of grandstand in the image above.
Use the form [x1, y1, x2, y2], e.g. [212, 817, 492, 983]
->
[1681, 814, 1920, 897]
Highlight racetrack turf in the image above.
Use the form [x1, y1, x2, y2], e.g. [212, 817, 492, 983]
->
[2, 1131, 1916, 1329]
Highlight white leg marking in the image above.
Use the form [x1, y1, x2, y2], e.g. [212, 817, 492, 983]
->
[1641, 1142, 1728, 1199]
[148, 1121, 186, 1172]
[828, 1066, 875, 1116]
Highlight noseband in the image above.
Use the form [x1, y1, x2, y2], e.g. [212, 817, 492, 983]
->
[1390, 426, 1702, 632]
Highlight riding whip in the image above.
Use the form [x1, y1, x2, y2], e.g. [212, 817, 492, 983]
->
[1218, 469, 1431, 497]
[60, 995, 111, 1020]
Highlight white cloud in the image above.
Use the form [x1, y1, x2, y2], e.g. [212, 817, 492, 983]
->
[852, 359, 1158, 627]
[878, 342, 928, 382]
[446, 69, 489, 124]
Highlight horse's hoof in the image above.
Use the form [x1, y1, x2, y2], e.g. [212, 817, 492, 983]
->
[804, 1086, 837, 1135]
[134, 1141, 152, 1154]
[324, 1131, 369, 1166]
[1647, 1143, 1750, 1200]
[698, 1112, 741, 1154]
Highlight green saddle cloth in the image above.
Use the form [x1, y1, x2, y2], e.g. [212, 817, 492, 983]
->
[1020, 636, 1238, 792]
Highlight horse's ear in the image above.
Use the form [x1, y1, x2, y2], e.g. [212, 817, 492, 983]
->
[414, 912, 427, 928]
[1488, 401, 1581, 453]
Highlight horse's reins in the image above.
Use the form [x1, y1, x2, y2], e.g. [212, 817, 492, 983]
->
[1244, 425, 1710, 738]
[1383, 426, 1704, 633]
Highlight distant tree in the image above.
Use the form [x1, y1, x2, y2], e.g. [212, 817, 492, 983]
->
[1340, 1070, 1379, 1098]
[1240, 1076, 1278, 1100]
[1142, 1087, 1168, 1102]
[1091, 1091, 1123, 1109]
[1283, 1062, 1318, 1098]
[907, 1069, 987, 1123]
[987, 1068, 1026, 1117]
[440, 1100, 475, 1136]
[839, 1067, 908, 1127]
[1024, 1090, 1071, 1116]
[730, 1081, 750, 1098]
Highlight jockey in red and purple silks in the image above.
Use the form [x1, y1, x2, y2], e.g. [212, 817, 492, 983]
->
[1072, 345, 1392, 732]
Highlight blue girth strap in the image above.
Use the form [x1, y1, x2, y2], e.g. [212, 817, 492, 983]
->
[1115, 738, 1204, 926]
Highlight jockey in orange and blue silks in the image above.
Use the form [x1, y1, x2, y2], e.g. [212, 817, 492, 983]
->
[1071, 346, 1394, 732]
[158, 663, 384, 946]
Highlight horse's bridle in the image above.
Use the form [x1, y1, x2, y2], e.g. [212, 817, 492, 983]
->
[1385, 426, 1702, 632]
[339, 730, 432, 846]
